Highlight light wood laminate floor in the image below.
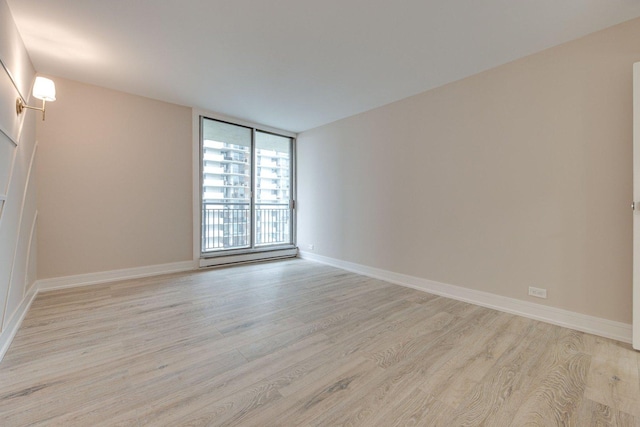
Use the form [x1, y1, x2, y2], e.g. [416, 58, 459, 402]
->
[1, 259, 639, 426]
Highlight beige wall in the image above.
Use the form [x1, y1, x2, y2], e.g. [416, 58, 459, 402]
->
[0, 0, 37, 341]
[298, 17, 640, 324]
[36, 77, 192, 279]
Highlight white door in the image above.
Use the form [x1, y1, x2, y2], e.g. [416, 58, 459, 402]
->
[633, 63, 640, 350]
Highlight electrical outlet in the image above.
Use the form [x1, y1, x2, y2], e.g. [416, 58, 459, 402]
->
[307, 244, 314, 250]
[528, 286, 547, 299]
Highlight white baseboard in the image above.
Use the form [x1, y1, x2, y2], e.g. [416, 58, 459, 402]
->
[299, 251, 633, 344]
[36, 260, 197, 292]
[0, 285, 37, 362]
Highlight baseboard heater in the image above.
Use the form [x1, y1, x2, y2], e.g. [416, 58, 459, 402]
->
[199, 247, 298, 268]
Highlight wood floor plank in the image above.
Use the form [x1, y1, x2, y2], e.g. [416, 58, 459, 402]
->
[372, 387, 453, 427]
[508, 352, 591, 426]
[418, 314, 523, 408]
[0, 258, 638, 426]
[242, 358, 383, 427]
[479, 324, 591, 426]
[49, 330, 332, 426]
[445, 319, 556, 425]
[584, 336, 640, 418]
[575, 398, 640, 427]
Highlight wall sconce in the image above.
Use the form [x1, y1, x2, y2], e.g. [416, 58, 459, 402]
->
[16, 77, 56, 121]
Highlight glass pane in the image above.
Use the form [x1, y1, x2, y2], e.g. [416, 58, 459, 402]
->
[201, 118, 252, 252]
[255, 131, 292, 246]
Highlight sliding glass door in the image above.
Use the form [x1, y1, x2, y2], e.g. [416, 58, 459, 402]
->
[255, 131, 292, 246]
[201, 119, 252, 251]
[200, 117, 294, 255]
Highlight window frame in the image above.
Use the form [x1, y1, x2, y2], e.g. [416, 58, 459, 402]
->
[192, 109, 297, 267]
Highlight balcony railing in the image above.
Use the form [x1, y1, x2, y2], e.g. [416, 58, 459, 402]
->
[255, 205, 291, 246]
[202, 203, 291, 252]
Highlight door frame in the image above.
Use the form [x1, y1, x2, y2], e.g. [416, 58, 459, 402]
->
[632, 63, 640, 350]
[192, 108, 298, 267]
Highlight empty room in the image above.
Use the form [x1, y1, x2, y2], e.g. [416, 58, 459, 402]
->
[1, 0, 640, 425]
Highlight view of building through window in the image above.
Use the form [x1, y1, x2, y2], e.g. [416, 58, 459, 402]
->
[201, 118, 292, 252]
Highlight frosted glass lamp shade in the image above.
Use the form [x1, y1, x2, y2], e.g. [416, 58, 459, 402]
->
[32, 77, 56, 101]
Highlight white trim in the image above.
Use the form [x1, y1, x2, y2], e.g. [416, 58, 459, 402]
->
[23, 209, 37, 293]
[0, 58, 23, 146]
[5, 143, 17, 195]
[299, 251, 633, 344]
[36, 260, 197, 292]
[0, 127, 17, 147]
[0, 285, 36, 361]
[1, 212, 38, 337]
[200, 248, 298, 268]
[192, 108, 201, 265]
[633, 62, 640, 350]
[1, 142, 37, 326]
[0, 135, 18, 206]
[0, 57, 27, 103]
[193, 108, 297, 139]
[0, 56, 30, 146]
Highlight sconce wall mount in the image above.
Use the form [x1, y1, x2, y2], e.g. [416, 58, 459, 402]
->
[16, 76, 56, 121]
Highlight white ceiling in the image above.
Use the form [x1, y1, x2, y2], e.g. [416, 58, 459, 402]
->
[7, 1, 640, 133]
